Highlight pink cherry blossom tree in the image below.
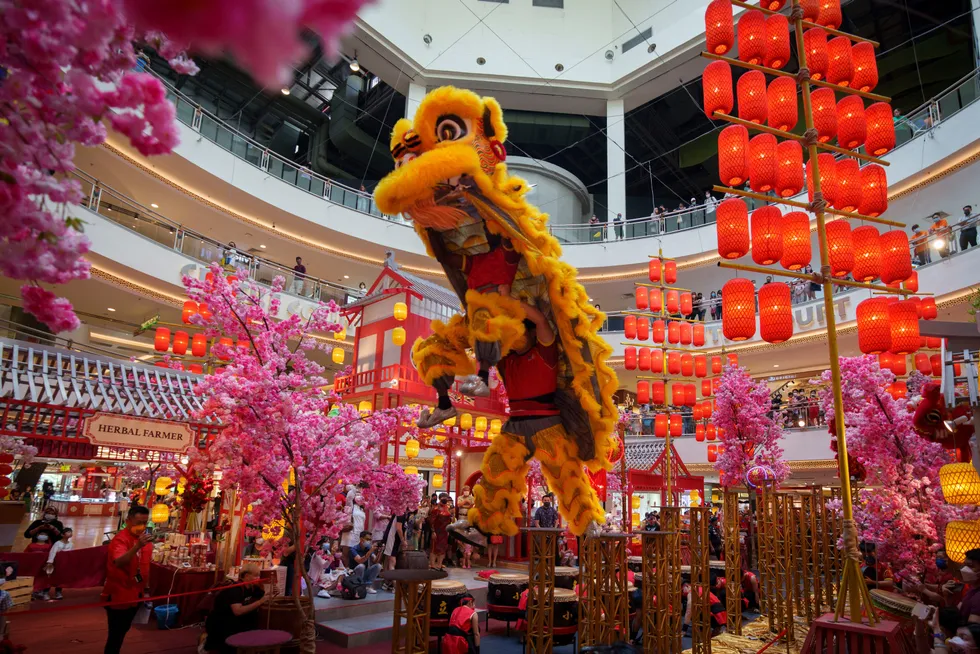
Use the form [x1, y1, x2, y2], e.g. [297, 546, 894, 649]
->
[816, 355, 980, 579]
[184, 265, 421, 651]
[712, 364, 790, 488]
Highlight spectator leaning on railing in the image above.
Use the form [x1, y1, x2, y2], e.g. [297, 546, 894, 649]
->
[959, 206, 977, 251]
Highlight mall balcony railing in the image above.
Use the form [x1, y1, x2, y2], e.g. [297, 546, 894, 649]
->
[70, 169, 364, 307]
[623, 399, 826, 438]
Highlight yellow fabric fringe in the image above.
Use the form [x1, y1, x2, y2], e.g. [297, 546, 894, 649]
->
[464, 289, 526, 359]
[411, 313, 475, 386]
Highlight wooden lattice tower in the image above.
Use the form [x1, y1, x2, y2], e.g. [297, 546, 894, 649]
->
[660, 507, 685, 652]
[723, 490, 743, 635]
[807, 489, 824, 614]
[526, 527, 561, 654]
[642, 530, 678, 653]
[579, 534, 630, 647]
[758, 487, 776, 630]
[689, 507, 713, 654]
[774, 493, 796, 643]
[391, 580, 432, 654]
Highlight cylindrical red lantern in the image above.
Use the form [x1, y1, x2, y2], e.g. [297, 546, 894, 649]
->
[826, 220, 854, 277]
[827, 36, 853, 86]
[650, 288, 663, 313]
[865, 103, 896, 156]
[851, 226, 881, 282]
[217, 336, 234, 361]
[859, 164, 888, 217]
[879, 351, 895, 372]
[930, 354, 942, 377]
[717, 198, 750, 259]
[703, 61, 734, 119]
[837, 95, 867, 149]
[904, 271, 919, 293]
[727, 352, 739, 367]
[737, 70, 768, 125]
[636, 286, 649, 311]
[751, 205, 783, 265]
[722, 278, 757, 341]
[670, 384, 683, 407]
[638, 347, 651, 371]
[780, 211, 811, 271]
[857, 298, 891, 354]
[696, 424, 706, 442]
[807, 153, 837, 206]
[625, 346, 637, 370]
[154, 327, 170, 352]
[189, 364, 204, 375]
[655, 414, 668, 437]
[670, 413, 683, 437]
[718, 125, 750, 186]
[889, 354, 907, 377]
[708, 444, 718, 463]
[637, 381, 650, 405]
[927, 336, 942, 349]
[680, 293, 693, 316]
[818, 0, 843, 29]
[803, 28, 828, 81]
[695, 355, 707, 378]
[759, 283, 793, 343]
[685, 384, 698, 407]
[681, 353, 694, 377]
[668, 321, 680, 344]
[172, 331, 189, 356]
[664, 260, 677, 284]
[668, 351, 681, 375]
[637, 318, 649, 341]
[850, 42, 878, 92]
[737, 11, 767, 65]
[764, 14, 790, 69]
[182, 300, 199, 325]
[810, 87, 837, 142]
[649, 259, 662, 283]
[775, 140, 803, 198]
[198, 303, 212, 321]
[889, 301, 920, 355]
[767, 77, 797, 131]
[914, 353, 931, 374]
[880, 230, 913, 285]
[920, 297, 937, 321]
[625, 315, 638, 339]
[693, 324, 706, 347]
[749, 133, 777, 193]
[833, 158, 862, 212]
[666, 290, 680, 314]
[711, 356, 723, 374]
[192, 333, 207, 358]
[695, 402, 704, 421]
[653, 381, 666, 405]
[705, 0, 735, 55]
[702, 379, 713, 396]
[652, 349, 664, 374]
[680, 322, 693, 345]
[652, 320, 665, 343]
[887, 382, 908, 401]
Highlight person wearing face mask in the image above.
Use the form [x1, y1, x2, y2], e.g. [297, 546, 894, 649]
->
[532, 494, 558, 529]
[39, 527, 72, 601]
[340, 494, 366, 562]
[204, 563, 268, 653]
[24, 507, 63, 553]
[958, 549, 980, 624]
[947, 624, 980, 653]
[103, 505, 153, 654]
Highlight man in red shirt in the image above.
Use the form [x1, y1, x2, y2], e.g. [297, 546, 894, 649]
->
[103, 505, 153, 654]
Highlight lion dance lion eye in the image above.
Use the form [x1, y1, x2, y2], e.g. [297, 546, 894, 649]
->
[394, 153, 417, 169]
[435, 116, 466, 142]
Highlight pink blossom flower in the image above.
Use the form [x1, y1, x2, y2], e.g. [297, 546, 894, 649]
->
[20, 286, 80, 333]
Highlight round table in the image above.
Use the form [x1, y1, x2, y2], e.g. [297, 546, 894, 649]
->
[225, 629, 293, 654]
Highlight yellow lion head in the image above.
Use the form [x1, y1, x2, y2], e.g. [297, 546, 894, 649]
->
[374, 87, 509, 227]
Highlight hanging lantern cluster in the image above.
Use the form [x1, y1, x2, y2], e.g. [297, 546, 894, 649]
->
[737, 11, 766, 66]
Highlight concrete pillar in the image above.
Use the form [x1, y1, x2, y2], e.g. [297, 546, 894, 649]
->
[606, 99, 627, 225]
[405, 82, 427, 121]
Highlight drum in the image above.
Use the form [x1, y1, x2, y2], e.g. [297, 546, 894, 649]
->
[554, 588, 579, 627]
[487, 573, 528, 608]
[870, 589, 915, 623]
[431, 580, 467, 622]
[555, 566, 578, 589]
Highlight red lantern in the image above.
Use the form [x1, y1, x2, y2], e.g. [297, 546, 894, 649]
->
[670, 414, 683, 437]
[802, 0, 820, 21]
[887, 382, 908, 401]
[719, 125, 750, 186]
[727, 352, 739, 367]
[927, 336, 942, 349]
[182, 300, 199, 325]
[636, 286, 649, 310]
[851, 226, 881, 282]
[655, 414, 668, 437]
[189, 364, 204, 375]
[708, 445, 718, 463]
[826, 220, 854, 277]
[859, 164, 888, 217]
[764, 14, 790, 69]
[748, 133, 777, 193]
[767, 77, 797, 131]
[694, 325, 706, 348]
[717, 199, 750, 259]
[650, 288, 663, 313]
[904, 271, 919, 293]
[889, 301, 920, 355]
[930, 354, 942, 377]
[737, 11, 767, 65]
[837, 96, 866, 149]
[889, 355, 907, 376]
[705, 0, 735, 55]
[696, 425, 706, 442]
[680, 293, 693, 316]
[811, 87, 837, 142]
[722, 278, 757, 341]
[703, 61, 734, 119]
[668, 321, 680, 344]
[711, 356, 723, 374]
[668, 351, 681, 375]
[702, 379, 713, 396]
[807, 153, 837, 206]
[857, 298, 892, 354]
[666, 290, 680, 314]
[775, 140, 803, 198]
[680, 322, 693, 345]
[803, 28, 828, 81]
[880, 230, 913, 285]
[761, 0, 786, 9]
[920, 297, 937, 321]
[737, 70, 768, 125]
[637, 318, 649, 341]
[192, 333, 207, 357]
[685, 384, 698, 407]
[625, 347, 637, 370]
[833, 158, 862, 212]
[217, 336, 234, 361]
[625, 315, 638, 339]
[695, 355, 708, 378]
[751, 205, 783, 265]
[826, 36, 853, 86]
[850, 42, 878, 93]
[780, 211, 811, 271]
[649, 259, 662, 283]
[672, 384, 686, 407]
[681, 353, 694, 377]
[154, 327, 170, 353]
[638, 381, 650, 405]
[914, 353, 931, 374]
[818, 0, 843, 29]
[664, 260, 677, 284]
[652, 350, 664, 374]
[879, 351, 895, 372]
[651, 320, 665, 343]
[865, 103, 896, 156]
[694, 403, 704, 421]
[759, 282, 793, 344]
[639, 347, 652, 371]
[199, 303, 212, 321]
[652, 381, 666, 405]
[172, 331, 189, 356]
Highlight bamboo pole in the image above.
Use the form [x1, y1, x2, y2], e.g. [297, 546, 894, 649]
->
[727, 0, 881, 46]
[716, 261, 927, 295]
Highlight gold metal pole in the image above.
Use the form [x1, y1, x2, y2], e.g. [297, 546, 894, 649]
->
[711, 185, 905, 228]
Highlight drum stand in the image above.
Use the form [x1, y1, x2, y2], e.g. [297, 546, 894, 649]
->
[525, 527, 562, 654]
[382, 570, 446, 654]
[642, 530, 680, 654]
[579, 533, 629, 648]
[723, 490, 742, 635]
[689, 507, 712, 654]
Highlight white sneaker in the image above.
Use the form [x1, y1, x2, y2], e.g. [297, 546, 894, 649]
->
[460, 376, 491, 398]
[366, 587, 378, 594]
[317, 590, 331, 599]
[38, 592, 49, 601]
[417, 406, 458, 429]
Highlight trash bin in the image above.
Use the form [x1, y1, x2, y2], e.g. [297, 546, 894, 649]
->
[154, 604, 179, 629]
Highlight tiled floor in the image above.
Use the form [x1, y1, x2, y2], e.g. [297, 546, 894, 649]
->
[12, 509, 118, 551]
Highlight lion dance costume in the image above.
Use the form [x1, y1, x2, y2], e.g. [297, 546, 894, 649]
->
[374, 87, 619, 537]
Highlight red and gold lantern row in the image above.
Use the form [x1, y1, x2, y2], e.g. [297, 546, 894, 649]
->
[703, 61, 733, 119]
[680, 322, 693, 345]
[625, 315, 637, 339]
[857, 297, 891, 354]
[182, 301, 199, 324]
[719, 125, 750, 186]
[859, 164, 888, 217]
[737, 71, 768, 125]
[889, 301, 920, 355]
[636, 286, 649, 310]
[776, 140, 804, 198]
[664, 260, 677, 284]
[810, 87, 837, 142]
[705, 0, 735, 55]
[833, 158, 862, 213]
[696, 424, 706, 442]
[767, 77, 798, 132]
[803, 28, 828, 81]
[672, 384, 686, 407]
[751, 205, 783, 265]
[650, 288, 663, 312]
[837, 96, 867, 149]
[708, 445, 718, 463]
[915, 353, 931, 375]
[807, 153, 837, 205]
[749, 133, 777, 193]
[780, 211, 812, 271]
[880, 230, 913, 285]
[826, 36, 853, 86]
[192, 333, 207, 358]
[722, 278, 756, 341]
[851, 226, 881, 282]
[637, 381, 650, 404]
[737, 11, 767, 66]
[764, 14, 790, 69]
[826, 220, 854, 277]
[668, 351, 681, 375]
[759, 282, 793, 344]
[818, 0, 843, 31]
[711, 356, 723, 374]
[154, 327, 170, 352]
[681, 354, 694, 377]
[172, 331, 189, 356]
[695, 355, 707, 378]
[717, 199, 750, 259]
[655, 414, 668, 437]
[850, 42, 878, 92]
[649, 259, 662, 283]
[652, 381, 666, 405]
[865, 103, 896, 156]
[625, 347, 637, 370]
[670, 414, 683, 437]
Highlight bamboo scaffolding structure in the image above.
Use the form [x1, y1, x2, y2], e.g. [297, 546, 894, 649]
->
[526, 528, 561, 654]
[690, 507, 713, 654]
[759, 486, 776, 630]
[661, 508, 685, 653]
[724, 490, 743, 634]
[643, 531, 678, 654]
[800, 495, 817, 622]
[580, 534, 630, 647]
[775, 494, 795, 645]
[712, 185, 905, 228]
[717, 261, 927, 295]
